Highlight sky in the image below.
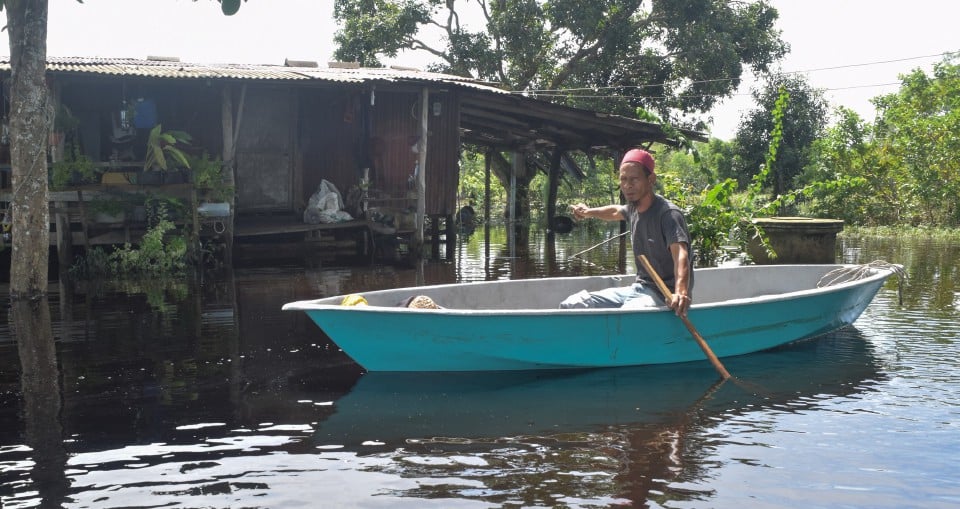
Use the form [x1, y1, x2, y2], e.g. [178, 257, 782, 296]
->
[2, 0, 958, 140]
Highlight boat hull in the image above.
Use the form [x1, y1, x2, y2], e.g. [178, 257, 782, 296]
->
[284, 264, 896, 372]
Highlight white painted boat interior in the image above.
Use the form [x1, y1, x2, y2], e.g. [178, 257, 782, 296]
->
[283, 264, 887, 312]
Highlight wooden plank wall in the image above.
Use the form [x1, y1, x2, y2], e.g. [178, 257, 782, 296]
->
[298, 86, 460, 217]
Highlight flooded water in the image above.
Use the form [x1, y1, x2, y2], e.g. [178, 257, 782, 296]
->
[1, 227, 958, 508]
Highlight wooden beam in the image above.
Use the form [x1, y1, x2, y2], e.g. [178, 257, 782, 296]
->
[414, 87, 429, 254]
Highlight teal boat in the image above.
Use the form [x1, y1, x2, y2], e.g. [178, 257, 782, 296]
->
[282, 263, 899, 372]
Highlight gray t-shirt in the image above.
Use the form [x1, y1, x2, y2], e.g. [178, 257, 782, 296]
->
[619, 195, 694, 296]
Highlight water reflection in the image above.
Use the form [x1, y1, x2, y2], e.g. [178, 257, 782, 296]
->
[0, 230, 956, 508]
[9, 299, 69, 508]
[312, 330, 881, 505]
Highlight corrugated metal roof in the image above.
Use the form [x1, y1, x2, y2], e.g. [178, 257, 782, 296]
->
[0, 55, 702, 151]
[0, 56, 508, 93]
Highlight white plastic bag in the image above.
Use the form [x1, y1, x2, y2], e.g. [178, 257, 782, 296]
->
[304, 180, 353, 224]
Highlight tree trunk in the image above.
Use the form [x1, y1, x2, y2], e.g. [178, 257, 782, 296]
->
[13, 298, 68, 505]
[6, 1, 51, 299]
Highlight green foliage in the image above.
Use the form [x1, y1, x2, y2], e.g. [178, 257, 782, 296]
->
[656, 146, 715, 192]
[748, 85, 790, 214]
[51, 142, 98, 189]
[144, 124, 193, 172]
[113, 279, 190, 313]
[144, 193, 187, 226]
[798, 107, 898, 225]
[734, 74, 828, 195]
[703, 138, 738, 183]
[189, 152, 233, 202]
[333, 0, 787, 124]
[528, 152, 622, 220]
[872, 56, 960, 225]
[457, 152, 504, 223]
[656, 88, 790, 266]
[219, 0, 242, 16]
[69, 220, 188, 279]
[113, 220, 187, 274]
[332, 0, 432, 67]
[799, 54, 960, 227]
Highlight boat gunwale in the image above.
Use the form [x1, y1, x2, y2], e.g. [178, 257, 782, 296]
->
[281, 264, 897, 316]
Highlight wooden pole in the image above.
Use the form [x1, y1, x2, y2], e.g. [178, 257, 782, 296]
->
[414, 88, 429, 256]
[220, 84, 246, 266]
[509, 152, 518, 261]
[546, 148, 563, 234]
[484, 150, 491, 264]
[638, 254, 732, 380]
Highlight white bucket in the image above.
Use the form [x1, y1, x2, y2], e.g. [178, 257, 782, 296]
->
[197, 202, 230, 218]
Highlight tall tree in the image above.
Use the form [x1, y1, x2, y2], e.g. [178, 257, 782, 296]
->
[802, 107, 900, 225]
[873, 55, 960, 225]
[334, 0, 787, 227]
[734, 73, 828, 196]
[4, 0, 51, 300]
[333, 0, 787, 125]
[2, 0, 244, 300]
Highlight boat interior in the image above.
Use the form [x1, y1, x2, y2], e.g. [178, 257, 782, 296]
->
[286, 264, 889, 311]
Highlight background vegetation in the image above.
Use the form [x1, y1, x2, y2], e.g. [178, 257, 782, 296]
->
[455, 54, 959, 264]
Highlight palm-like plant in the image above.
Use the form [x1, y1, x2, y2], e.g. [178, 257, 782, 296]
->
[143, 124, 192, 171]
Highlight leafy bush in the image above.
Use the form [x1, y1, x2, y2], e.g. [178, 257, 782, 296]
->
[51, 143, 99, 189]
[70, 220, 187, 278]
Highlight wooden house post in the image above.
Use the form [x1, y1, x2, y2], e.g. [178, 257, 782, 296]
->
[508, 151, 520, 259]
[484, 149, 492, 263]
[546, 148, 564, 236]
[413, 87, 429, 256]
[220, 84, 246, 265]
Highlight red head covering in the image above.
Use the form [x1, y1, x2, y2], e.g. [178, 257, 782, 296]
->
[621, 149, 655, 175]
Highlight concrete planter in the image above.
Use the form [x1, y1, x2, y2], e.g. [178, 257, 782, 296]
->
[749, 217, 844, 264]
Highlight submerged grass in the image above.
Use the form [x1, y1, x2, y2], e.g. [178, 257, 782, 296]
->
[841, 225, 960, 240]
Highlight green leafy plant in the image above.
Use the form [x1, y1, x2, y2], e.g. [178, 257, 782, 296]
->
[69, 220, 187, 278]
[51, 142, 99, 189]
[144, 124, 192, 171]
[144, 193, 187, 225]
[113, 219, 187, 274]
[654, 87, 791, 266]
[189, 152, 233, 202]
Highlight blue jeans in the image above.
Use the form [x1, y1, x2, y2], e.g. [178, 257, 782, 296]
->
[559, 283, 663, 309]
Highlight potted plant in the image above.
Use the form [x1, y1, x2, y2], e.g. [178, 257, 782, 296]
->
[141, 124, 192, 184]
[189, 152, 233, 217]
[50, 142, 99, 189]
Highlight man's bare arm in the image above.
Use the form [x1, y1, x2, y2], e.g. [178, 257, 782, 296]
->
[570, 203, 623, 221]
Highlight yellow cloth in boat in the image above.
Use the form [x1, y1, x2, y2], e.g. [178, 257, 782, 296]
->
[341, 294, 368, 306]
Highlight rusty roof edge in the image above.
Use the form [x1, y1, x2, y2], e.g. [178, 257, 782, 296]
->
[0, 55, 508, 92]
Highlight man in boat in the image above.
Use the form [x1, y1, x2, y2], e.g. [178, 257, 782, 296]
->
[561, 148, 694, 317]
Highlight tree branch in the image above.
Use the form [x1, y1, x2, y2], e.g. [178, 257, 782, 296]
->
[548, 4, 651, 90]
[475, 0, 507, 82]
[410, 38, 450, 61]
